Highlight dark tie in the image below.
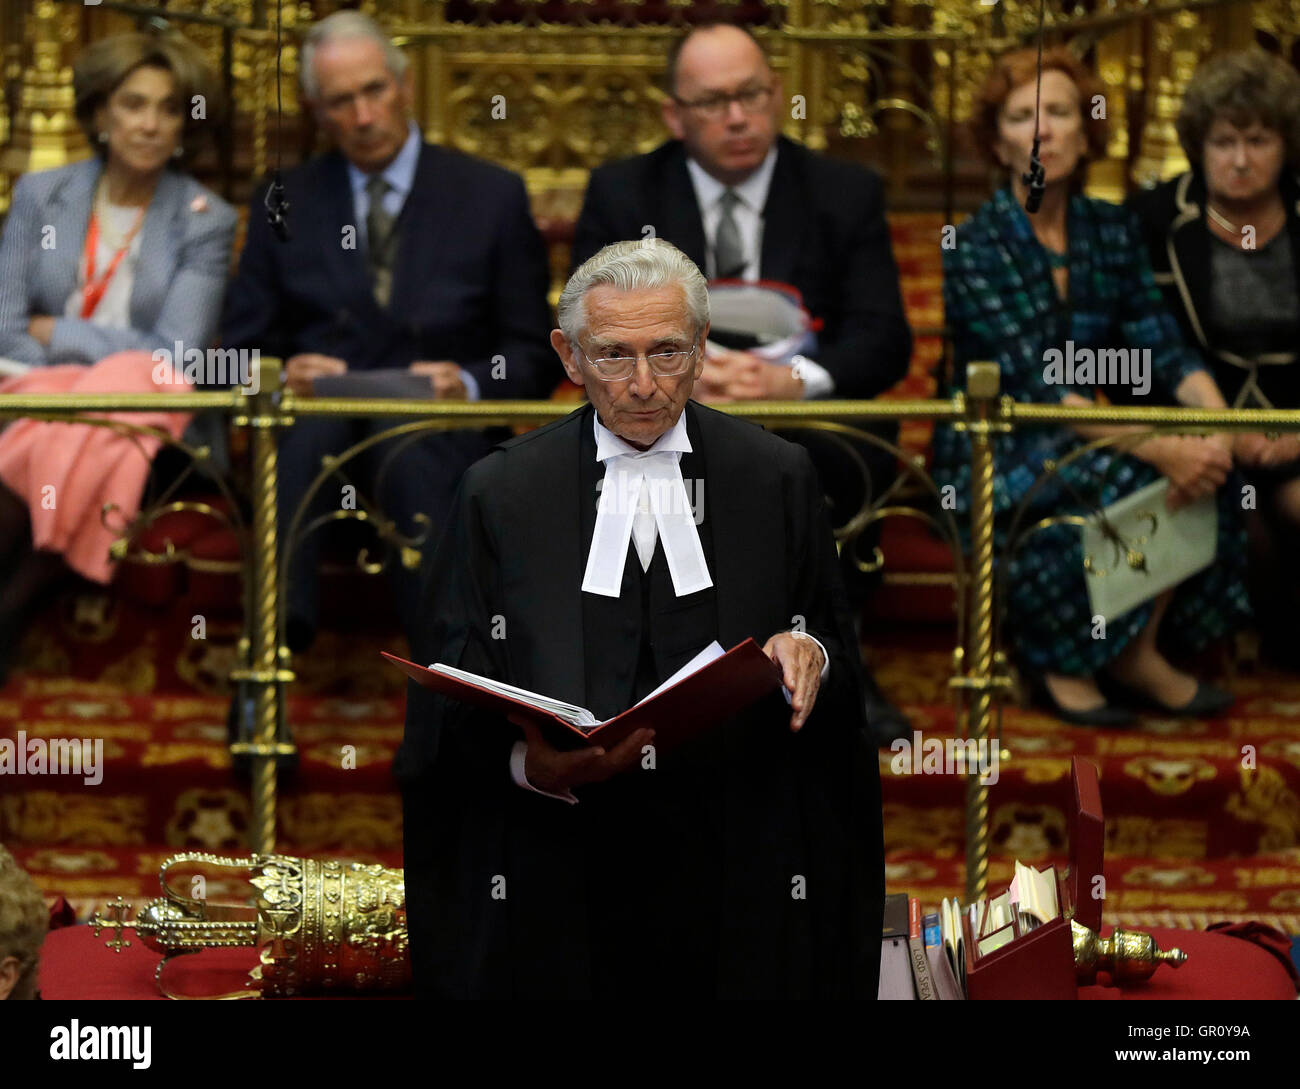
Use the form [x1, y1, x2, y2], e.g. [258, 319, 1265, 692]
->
[365, 174, 396, 306]
[713, 189, 746, 280]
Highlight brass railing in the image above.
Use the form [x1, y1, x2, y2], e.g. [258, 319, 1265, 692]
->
[5, 359, 1300, 904]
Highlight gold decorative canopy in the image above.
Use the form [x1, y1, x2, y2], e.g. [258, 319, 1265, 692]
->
[0, 0, 1282, 217]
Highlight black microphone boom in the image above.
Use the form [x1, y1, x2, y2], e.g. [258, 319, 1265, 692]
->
[1023, 0, 1048, 215]
[1023, 139, 1046, 214]
[264, 0, 289, 242]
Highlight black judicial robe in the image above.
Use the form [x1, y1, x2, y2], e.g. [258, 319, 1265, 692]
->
[395, 401, 884, 998]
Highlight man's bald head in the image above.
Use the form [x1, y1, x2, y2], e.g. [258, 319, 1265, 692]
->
[661, 23, 782, 186]
[664, 23, 770, 98]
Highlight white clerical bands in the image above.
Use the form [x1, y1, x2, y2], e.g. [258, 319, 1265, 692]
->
[581, 450, 712, 598]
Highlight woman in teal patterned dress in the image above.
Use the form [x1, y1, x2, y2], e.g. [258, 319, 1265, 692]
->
[934, 46, 1250, 725]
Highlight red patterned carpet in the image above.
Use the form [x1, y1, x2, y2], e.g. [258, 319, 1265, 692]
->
[4, 213, 1299, 936]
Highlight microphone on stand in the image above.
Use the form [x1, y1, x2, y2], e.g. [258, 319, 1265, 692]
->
[1022, 138, 1046, 214]
[264, 174, 290, 242]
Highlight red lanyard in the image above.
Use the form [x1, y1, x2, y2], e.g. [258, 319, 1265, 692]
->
[80, 205, 144, 319]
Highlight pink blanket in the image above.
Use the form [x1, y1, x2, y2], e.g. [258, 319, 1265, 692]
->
[0, 351, 195, 583]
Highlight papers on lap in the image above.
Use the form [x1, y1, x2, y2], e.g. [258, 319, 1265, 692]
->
[383, 637, 782, 752]
[705, 282, 817, 367]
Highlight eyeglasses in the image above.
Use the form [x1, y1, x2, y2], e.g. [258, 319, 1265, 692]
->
[673, 84, 774, 121]
[576, 343, 700, 382]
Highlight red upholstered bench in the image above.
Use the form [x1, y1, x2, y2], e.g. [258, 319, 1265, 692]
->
[869, 517, 958, 624]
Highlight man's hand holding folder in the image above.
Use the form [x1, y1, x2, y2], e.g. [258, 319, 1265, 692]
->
[384, 637, 792, 789]
[517, 721, 656, 793]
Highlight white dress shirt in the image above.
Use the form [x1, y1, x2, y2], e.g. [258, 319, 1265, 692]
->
[684, 146, 835, 398]
[63, 201, 141, 329]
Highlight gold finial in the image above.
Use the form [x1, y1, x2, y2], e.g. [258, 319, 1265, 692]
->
[966, 361, 1001, 401]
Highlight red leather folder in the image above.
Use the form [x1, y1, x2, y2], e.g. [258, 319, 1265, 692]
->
[964, 757, 1104, 1000]
[1069, 755, 1105, 934]
[383, 638, 783, 753]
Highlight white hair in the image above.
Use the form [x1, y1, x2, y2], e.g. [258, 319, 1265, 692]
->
[557, 239, 709, 346]
[300, 11, 408, 102]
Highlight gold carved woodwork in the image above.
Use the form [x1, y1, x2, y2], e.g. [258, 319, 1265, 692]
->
[0, 0, 1284, 216]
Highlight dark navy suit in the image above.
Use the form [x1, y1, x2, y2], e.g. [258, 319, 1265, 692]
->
[223, 140, 556, 646]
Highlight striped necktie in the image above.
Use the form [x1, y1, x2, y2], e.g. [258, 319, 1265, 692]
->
[365, 174, 397, 306]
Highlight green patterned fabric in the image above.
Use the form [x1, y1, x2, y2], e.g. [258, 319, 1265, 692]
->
[934, 188, 1249, 676]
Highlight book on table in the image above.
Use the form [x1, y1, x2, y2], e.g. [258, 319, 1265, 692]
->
[383, 638, 783, 753]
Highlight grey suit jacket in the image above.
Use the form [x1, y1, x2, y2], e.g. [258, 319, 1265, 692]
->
[0, 158, 237, 365]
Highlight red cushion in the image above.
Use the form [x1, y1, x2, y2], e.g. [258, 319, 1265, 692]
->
[38, 925, 406, 1000]
[132, 503, 230, 556]
[1078, 926, 1298, 1001]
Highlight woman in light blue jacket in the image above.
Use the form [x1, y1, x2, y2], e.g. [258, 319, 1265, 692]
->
[0, 30, 236, 681]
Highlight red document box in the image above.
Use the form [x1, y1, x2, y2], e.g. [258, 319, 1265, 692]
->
[964, 756, 1104, 1000]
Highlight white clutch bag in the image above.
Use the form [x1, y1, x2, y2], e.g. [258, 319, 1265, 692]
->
[1080, 478, 1217, 623]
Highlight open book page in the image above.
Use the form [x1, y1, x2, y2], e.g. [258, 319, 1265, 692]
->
[426, 640, 738, 737]
[1010, 860, 1060, 925]
[427, 663, 600, 729]
[634, 641, 725, 706]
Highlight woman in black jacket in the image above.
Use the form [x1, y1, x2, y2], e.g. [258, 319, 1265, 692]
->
[1128, 49, 1300, 663]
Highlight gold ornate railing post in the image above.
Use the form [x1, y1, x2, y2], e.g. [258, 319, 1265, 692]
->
[962, 360, 1004, 905]
[229, 357, 293, 854]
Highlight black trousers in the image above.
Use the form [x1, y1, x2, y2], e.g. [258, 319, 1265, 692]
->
[277, 417, 491, 647]
[580, 769, 723, 999]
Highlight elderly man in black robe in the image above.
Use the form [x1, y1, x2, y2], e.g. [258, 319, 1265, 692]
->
[396, 239, 883, 999]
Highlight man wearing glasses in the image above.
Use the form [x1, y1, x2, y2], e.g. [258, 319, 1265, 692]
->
[223, 10, 554, 658]
[398, 240, 883, 998]
[573, 21, 914, 745]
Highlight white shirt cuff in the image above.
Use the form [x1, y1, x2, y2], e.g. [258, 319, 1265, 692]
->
[460, 367, 482, 402]
[510, 740, 578, 804]
[783, 631, 830, 705]
[791, 356, 835, 399]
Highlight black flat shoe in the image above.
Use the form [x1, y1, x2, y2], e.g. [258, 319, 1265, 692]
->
[1030, 677, 1135, 728]
[1108, 678, 1235, 719]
